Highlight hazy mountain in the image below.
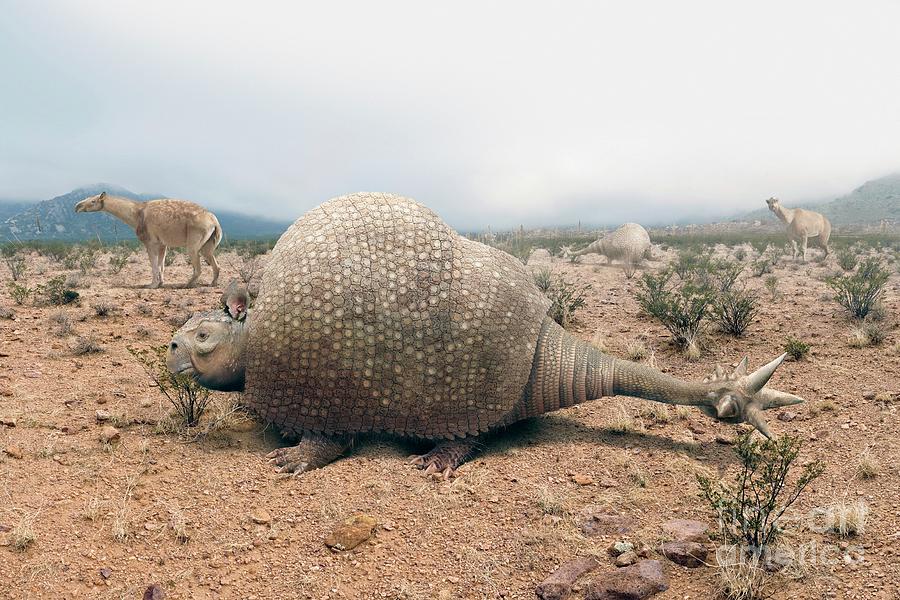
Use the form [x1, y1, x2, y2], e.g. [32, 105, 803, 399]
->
[0, 184, 292, 242]
[735, 173, 900, 225]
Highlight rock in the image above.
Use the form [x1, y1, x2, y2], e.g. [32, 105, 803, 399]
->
[715, 435, 733, 445]
[95, 410, 112, 422]
[607, 541, 634, 557]
[862, 391, 876, 400]
[579, 507, 635, 536]
[4, 445, 23, 459]
[777, 411, 797, 422]
[143, 584, 166, 600]
[99, 426, 120, 444]
[658, 541, 708, 568]
[572, 473, 595, 486]
[324, 514, 377, 551]
[661, 519, 709, 543]
[585, 560, 669, 600]
[0, 416, 16, 427]
[535, 555, 599, 600]
[615, 551, 639, 567]
[250, 509, 271, 525]
[99, 567, 112, 579]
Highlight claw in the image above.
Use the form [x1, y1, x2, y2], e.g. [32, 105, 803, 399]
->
[745, 404, 774, 439]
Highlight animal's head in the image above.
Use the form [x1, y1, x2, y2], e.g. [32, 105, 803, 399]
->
[166, 282, 250, 392]
[765, 197, 780, 212]
[74, 191, 107, 213]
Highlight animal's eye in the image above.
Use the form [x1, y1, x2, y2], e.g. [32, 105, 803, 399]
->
[197, 331, 209, 341]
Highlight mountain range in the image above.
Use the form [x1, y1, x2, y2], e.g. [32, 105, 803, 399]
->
[0, 184, 292, 242]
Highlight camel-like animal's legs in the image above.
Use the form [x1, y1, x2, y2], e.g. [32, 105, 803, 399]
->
[146, 243, 162, 288]
[790, 239, 799, 260]
[157, 246, 167, 286]
[201, 241, 220, 286]
[184, 232, 207, 288]
[800, 234, 809, 262]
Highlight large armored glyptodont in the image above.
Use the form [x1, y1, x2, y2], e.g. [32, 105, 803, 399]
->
[168, 192, 803, 478]
[566, 222, 652, 265]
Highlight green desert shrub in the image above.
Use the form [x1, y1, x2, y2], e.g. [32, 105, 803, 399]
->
[698, 432, 825, 554]
[7, 282, 32, 305]
[836, 247, 858, 271]
[826, 258, 890, 319]
[3, 251, 27, 282]
[545, 276, 591, 329]
[784, 337, 810, 360]
[36, 276, 79, 306]
[635, 268, 713, 350]
[713, 287, 759, 337]
[129, 346, 213, 428]
[532, 267, 553, 293]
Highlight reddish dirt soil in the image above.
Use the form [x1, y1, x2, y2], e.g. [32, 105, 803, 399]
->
[0, 245, 898, 599]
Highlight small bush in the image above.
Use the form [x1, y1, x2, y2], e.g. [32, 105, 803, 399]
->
[7, 282, 32, 305]
[826, 258, 890, 319]
[698, 432, 824, 555]
[836, 247, 858, 271]
[544, 276, 591, 329]
[0, 306, 14, 319]
[751, 259, 773, 277]
[625, 339, 649, 361]
[108, 246, 132, 274]
[734, 248, 747, 262]
[50, 311, 74, 337]
[763, 275, 778, 299]
[129, 346, 212, 428]
[3, 253, 27, 281]
[92, 301, 117, 317]
[72, 336, 105, 355]
[532, 268, 553, 293]
[635, 269, 713, 350]
[784, 337, 810, 360]
[714, 287, 759, 337]
[36, 276, 79, 305]
[848, 321, 887, 347]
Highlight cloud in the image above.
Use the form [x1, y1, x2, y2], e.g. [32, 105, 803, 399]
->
[2, 1, 899, 229]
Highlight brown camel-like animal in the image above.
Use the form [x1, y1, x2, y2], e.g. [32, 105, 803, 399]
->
[75, 192, 222, 288]
[766, 197, 831, 262]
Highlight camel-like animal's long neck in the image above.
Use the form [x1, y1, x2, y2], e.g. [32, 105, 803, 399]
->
[772, 205, 794, 225]
[101, 195, 143, 230]
[519, 318, 708, 417]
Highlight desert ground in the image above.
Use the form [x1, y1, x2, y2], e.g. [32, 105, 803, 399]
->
[0, 240, 898, 599]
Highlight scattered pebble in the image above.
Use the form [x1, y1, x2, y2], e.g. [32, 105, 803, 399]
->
[4, 445, 23, 459]
[324, 514, 377, 551]
[99, 426, 120, 444]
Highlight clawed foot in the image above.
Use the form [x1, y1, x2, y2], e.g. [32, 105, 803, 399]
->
[408, 453, 456, 480]
[408, 439, 479, 480]
[265, 432, 352, 477]
[267, 446, 314, 476]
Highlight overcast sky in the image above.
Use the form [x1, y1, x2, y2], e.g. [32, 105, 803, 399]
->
[2, 1, 899, 228]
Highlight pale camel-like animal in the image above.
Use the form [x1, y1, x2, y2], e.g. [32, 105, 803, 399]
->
[75, 192, 222, 288]
[765, 197, 831, 262]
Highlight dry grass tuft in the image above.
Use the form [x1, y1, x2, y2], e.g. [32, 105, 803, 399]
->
[856, 451, 880, 480]
[715, 546, 770, 600]
[625, 339, 649, 361]
[606, 403, 637, 435]
[823, 500, 868, 537]
[11, 515, 37, 552]
[72, 336, 105, 355]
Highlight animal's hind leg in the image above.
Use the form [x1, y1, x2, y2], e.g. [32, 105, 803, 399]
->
[156, 246, 167, 286]
[185, 242, 203, 288]
[200, 242, 220, 287]
[266, 431, 353, 476]
[409, 437, 480, 479]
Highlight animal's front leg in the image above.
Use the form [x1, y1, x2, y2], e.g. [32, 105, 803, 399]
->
[266, 431, 353, 476]
[800, 234, 808, 262]
[157, 246, 167, 285]
[146, 243, 162, 288]
[790, 239, 799, 260]
[409, 437, 480, 479]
